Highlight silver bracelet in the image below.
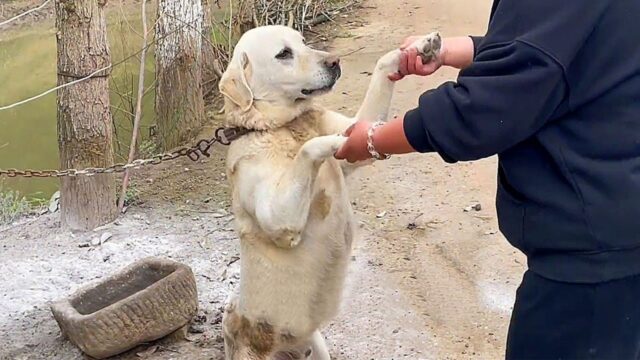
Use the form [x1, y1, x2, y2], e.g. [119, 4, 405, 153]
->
[367, 122, 391, 160]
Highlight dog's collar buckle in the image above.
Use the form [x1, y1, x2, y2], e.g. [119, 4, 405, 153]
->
[215, 127, 253, 145]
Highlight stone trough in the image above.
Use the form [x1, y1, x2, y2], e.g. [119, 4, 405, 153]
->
[51, 257, 198, 359]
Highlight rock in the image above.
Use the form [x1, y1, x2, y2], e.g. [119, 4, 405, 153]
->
[464, 203, 482, 212]
[193, 314, 207, 324]
[136, 345, 158, 358]
[90, 237, 101, 247]
[188, 324, 205, 334]
[48, 191, 60, 213]
[211, 312, 223, 325]
[212, 210, 227, 218]
[100, 232, 113, 245]
[376, 211, 387, 218]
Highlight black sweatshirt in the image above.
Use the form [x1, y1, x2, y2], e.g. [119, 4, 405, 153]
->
[403, 0, 640, 283]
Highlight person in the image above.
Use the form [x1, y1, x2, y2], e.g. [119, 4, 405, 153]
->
[335, 0, 640, 359]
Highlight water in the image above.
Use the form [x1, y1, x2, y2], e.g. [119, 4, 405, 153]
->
[0, 17, 156, 200]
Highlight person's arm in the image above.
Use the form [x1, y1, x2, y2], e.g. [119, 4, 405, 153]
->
[336, 41, 569, 163]
[334, 116, 414, 162]
[337, 0, 613, 164]
[402, 41, 569, 162]
[441, 36, 476, 69]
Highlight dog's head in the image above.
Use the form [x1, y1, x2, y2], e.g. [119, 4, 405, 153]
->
[220, 26, 341, 120]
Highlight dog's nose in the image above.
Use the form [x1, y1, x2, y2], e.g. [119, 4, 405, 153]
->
[325, 56, 340, 69]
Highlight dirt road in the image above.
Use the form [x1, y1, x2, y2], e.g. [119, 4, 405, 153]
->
[0, 0, 526, 359]
[321, 0, 525, 358]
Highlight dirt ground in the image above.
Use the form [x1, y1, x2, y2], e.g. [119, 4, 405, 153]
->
[0, 0, 527, 359]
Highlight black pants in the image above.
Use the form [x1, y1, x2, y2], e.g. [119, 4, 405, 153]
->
[506, 271, 640, 360]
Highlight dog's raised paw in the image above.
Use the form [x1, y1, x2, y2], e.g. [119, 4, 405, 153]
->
[303, 135, 347, 162]
[412, 32, 442, 64]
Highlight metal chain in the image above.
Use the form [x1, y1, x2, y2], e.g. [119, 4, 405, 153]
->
[0, 127, 251, 178]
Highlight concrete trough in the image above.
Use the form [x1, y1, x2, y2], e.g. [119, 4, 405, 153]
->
[51, 257, 198, 359]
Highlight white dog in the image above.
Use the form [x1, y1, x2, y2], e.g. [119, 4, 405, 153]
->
[219, 25, 441, 360]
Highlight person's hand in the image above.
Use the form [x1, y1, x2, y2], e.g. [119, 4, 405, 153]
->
[388, 36, 446, 81]
[334, 121, 372, 163]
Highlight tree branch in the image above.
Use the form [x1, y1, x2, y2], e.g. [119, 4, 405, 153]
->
[118, 0, 149, 213]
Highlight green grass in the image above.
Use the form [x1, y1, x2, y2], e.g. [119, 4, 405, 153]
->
[0, 186, 31, 224]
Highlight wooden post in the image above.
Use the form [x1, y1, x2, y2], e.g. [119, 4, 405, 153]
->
[55, 0, 117, 230]
[155, 0, 206, 151]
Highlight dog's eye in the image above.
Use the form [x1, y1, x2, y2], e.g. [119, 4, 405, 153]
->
[275, 47, 293, 60]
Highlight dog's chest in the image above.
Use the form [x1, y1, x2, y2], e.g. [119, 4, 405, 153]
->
[276, 111, 325, 158]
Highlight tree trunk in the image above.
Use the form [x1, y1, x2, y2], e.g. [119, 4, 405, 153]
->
[55, 0, 117, 231]
[155, 0, 205, 151]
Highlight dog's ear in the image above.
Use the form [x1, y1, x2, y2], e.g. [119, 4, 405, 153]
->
[219, 53, 254, 112]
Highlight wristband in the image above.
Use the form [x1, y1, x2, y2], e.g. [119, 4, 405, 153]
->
[367, 122, 391, 160]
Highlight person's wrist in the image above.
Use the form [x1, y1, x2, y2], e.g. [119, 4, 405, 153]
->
[439, 37, 451, 67]
[367, 122, 390, 160]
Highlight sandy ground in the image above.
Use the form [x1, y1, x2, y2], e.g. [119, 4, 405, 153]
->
[0, 0, 527, 359]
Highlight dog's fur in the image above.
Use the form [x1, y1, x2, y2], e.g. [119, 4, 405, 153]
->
[220, 26, 441, 360]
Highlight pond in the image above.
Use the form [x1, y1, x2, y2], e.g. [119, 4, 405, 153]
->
[0, 15, 157, 200]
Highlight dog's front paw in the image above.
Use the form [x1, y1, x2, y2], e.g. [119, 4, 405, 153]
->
[302, 135, 347, 162]
[273, 229, 302, 249]
[410, 32, 442, 64]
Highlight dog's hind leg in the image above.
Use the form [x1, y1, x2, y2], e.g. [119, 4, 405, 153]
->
[223, 300, 237, 360]
[308, 331, 330, 360]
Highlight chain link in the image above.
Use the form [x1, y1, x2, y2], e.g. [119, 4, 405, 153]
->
[0, 127, 252, 178]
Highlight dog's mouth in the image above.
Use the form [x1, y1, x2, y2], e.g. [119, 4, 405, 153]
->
[301, 84, 334, 96]
[300, 68, 342, 97]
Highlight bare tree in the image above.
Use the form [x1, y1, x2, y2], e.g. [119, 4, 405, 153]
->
[233, 0, 256, 36]
[55, 0, 117, 230]
[201, 0, 224, 98]
[118, 0, 149, 213]
[155, 0, 206, 151]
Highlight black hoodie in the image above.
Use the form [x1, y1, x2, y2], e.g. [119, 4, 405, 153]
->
[403, 0, 640, 283]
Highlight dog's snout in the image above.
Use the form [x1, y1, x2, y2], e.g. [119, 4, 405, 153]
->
[325, 56, 340, 70]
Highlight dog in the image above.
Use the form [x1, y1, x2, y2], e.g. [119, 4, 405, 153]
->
[219, 25, 441, 360]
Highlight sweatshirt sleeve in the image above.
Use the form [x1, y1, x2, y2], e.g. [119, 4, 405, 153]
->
[402, 0, 612, 162]
[403, 41, 568, 162]
[469, 36, 484, 58]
